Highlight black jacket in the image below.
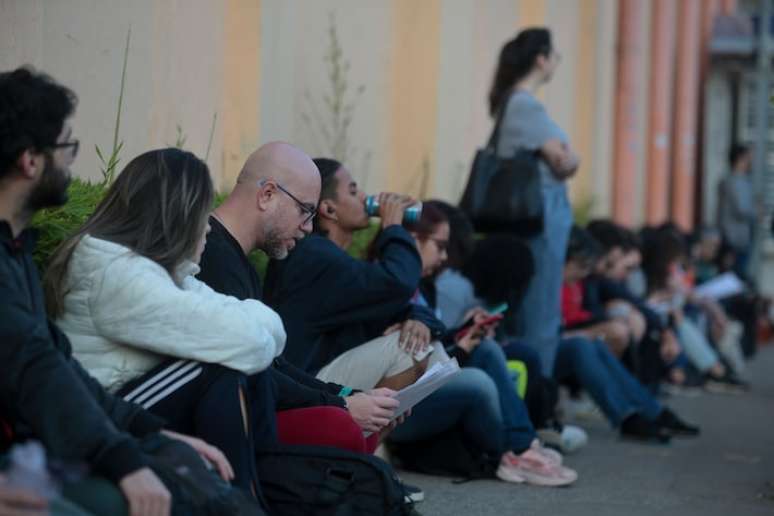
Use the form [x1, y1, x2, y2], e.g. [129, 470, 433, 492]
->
[264, 226, 446, 374]
[0, 222, 164, 482]
[197, 217, 347, 409]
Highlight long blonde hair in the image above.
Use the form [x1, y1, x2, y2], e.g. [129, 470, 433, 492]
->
[45, 148, 214, 316]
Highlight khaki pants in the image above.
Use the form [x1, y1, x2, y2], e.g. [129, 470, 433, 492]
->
[316, 332, 448, 390]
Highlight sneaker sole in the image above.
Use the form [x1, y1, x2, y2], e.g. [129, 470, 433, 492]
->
[404, 494, 424, 504]
[496, 465, 526, 484]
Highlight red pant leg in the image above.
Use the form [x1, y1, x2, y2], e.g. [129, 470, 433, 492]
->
[276, 407, 378, 454]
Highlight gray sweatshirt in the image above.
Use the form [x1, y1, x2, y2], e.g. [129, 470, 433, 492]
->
[718, 173, 755, 250]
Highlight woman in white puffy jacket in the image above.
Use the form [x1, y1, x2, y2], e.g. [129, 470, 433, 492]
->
[45, 148, 285, 497]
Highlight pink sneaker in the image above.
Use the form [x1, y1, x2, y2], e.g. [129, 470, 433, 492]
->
[499, 450, 577, 487]
[530, 439, 563, 466]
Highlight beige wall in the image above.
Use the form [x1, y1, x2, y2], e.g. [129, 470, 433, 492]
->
[0, 0, 229, 185]
[1, 0, 628, 215]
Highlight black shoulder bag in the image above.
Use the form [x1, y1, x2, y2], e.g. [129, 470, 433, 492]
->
[459, 98, 544, 237]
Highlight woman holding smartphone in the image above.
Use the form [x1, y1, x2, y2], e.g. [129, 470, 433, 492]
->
[391, 201, 578, 487]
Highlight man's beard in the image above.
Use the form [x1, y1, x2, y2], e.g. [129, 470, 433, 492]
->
[26, 155, 71, 212]
[263, 225, 291, 260]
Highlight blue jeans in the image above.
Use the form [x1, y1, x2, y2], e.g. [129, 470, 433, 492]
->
[389, 368, 504, 455]
[554, 337, 662, 427]
[467, 339, 536, 453]
[514, 184, 573, 375]
[502, 340, 552, 428]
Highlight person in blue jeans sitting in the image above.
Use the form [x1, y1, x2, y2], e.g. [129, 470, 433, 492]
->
[400, 201, 577, 486]
[559, 227, 700, 442]
[429, 201, 588, 454]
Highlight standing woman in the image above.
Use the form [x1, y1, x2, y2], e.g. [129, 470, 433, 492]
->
[490, 28, 579, 375]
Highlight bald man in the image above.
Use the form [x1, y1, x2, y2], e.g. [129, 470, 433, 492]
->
[213, 142, 321, 260]
[197, 142, 401, 451]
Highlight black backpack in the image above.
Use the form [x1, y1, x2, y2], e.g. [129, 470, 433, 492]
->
[388, 426, 498, 481]
[256, 444, 412, 516]
[142, 434, 264, 516]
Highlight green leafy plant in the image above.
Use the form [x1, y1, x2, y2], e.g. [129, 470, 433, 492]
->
[31, 179, 107, 270]
[96, 27, 131, 185]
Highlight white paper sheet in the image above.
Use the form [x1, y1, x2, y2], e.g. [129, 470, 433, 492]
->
[693, 272, 745, 300]
[391, 358, 461, 420]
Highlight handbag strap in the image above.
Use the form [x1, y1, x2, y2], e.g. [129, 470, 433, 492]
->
[485, 92, 514, 151]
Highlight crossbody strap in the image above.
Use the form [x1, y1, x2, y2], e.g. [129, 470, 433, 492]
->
[485, 92, 514, 151]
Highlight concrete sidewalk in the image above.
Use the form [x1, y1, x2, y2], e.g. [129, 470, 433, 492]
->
[400, 346, 774, 516]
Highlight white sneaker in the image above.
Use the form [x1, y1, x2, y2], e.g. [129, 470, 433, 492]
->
[561, 396, 603, 422]
[537, 424, 588, 454]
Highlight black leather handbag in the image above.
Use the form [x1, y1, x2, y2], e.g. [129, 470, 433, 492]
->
[459, 99, 544, 237]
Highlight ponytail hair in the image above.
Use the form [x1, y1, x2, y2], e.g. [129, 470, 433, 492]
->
[488, 27, 552, 116]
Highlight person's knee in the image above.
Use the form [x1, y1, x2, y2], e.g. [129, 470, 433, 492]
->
[277, 407, 366, 453]
[605, 321, 631, 355]
[628, 310, 647, 341]
[472, 338, 505, 365]
[459, 368, 499, 406]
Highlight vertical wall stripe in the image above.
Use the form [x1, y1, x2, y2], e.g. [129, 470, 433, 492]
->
[518, 0, 546, 28]
[721, 0, 737, 15]
[591, 0, 618, 218]
[570, 0, 598, 209]
[221, 0, 261, 190]
[388, 0, 441, 197]
[612, 0, 646, 226]
[645, 0, 677, 225]
[670, 0, 702, 230]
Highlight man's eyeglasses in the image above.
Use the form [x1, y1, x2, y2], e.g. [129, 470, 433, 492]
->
[261, 180, 317, 225]
[51, 139, 79, 159]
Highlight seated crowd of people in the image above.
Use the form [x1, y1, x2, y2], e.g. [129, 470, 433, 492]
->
[0, 66, 767, 516]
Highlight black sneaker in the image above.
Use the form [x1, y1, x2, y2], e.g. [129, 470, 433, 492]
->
[620, 413, 671, 444]
[402, 483, 424, 504]
[656, 408, 700, 437]
[704, 372, 750, 395]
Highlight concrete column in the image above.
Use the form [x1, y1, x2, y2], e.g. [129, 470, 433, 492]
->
[645, 0, 677, 225]
[612, 0, 645, 226]
[670, 0, 702, 230]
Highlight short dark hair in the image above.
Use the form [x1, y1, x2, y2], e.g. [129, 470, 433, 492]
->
[639, 225, 687, 292]
[462, 235, 534, 307]
[0, 67, 77, 179]
[566, 225, 603, 264]
[403, 200, 449, 240]
[430, 200, 475, 270]
[728, 143, 750, 167]
[311, 157, 343, 234]
[586, 219, 639, 252]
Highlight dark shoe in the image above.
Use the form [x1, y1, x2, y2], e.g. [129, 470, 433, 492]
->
[656, 408, 700, 437]
[704, 372, 750, 395]
[620, 413, 671, 444]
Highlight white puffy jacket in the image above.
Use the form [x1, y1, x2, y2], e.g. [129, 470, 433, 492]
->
[56, 235, 286, 392]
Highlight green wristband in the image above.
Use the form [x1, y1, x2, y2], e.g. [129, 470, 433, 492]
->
[338, 386, 353, 397]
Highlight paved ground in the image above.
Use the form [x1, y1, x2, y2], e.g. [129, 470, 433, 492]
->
[399, 346, 774, 516]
